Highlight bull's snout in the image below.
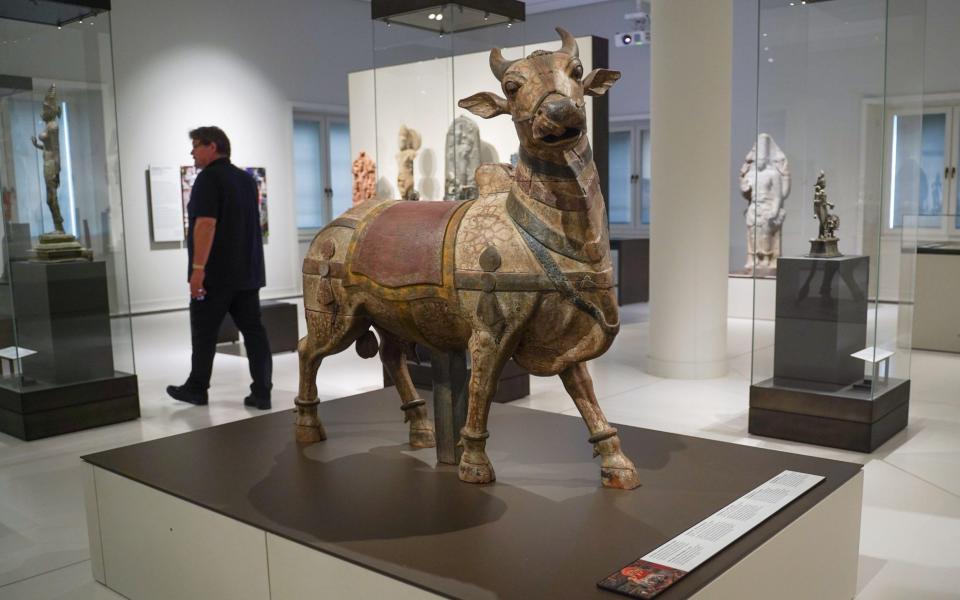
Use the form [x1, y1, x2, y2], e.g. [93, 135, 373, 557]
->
[533, 96, 586, 146]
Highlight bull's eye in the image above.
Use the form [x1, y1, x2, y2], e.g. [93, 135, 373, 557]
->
[503, 80, 520, 96]
[571, 63, 583, 80]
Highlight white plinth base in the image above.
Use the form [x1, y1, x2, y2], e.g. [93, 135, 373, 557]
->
[728, 274, 776, 320]
[84, 464, 862, 600]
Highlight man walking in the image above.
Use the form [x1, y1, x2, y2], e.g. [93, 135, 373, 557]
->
[167, 126, 272, 409]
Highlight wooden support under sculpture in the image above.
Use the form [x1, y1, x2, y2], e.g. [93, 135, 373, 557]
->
[297, 27, 639, 490]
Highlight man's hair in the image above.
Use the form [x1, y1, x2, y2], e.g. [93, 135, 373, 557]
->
[189, 126, 231, 158]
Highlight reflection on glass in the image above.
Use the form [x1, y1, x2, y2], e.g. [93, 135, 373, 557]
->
[609, 130, 631, 224]
[889, 112, 945, 228]
[641, 129, 651, 225]
[329, 121, 351, 219]
[294, 119, 323, 229]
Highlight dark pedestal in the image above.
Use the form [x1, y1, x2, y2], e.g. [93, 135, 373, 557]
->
[750, 377, 909, 452]
[383, 345, 530, 404]
[429, 349, 468, 465]
[11, 260, 114, 384]
[83, 388, 862, 600]
[774, 255, 869, 386]
[0, 371, 139, 440]
[753, 255, 908, 452]
[217, 300, 299, 354]
[610, 238, 649, 304]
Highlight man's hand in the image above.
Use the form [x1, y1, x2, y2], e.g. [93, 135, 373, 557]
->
[190, 267, 206, 300]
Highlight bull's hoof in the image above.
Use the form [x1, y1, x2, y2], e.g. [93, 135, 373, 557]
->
[409, 426, 436, 449]
[601, 466, 641, 490]
[458, 457, 495, 484]
[595, 434, 640, 490]
[295, 424, 326, 443]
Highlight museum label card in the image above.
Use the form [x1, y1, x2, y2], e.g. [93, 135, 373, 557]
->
[598, 470, 824, 599]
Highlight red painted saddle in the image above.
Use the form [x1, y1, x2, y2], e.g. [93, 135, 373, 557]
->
[350, 201, 466, 289]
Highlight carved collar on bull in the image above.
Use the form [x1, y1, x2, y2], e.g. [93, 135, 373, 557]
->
[459, 27, 621, 335]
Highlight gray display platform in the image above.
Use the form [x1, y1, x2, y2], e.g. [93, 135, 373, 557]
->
[82, 388, 863, 600]
[752, 254, 909, 452]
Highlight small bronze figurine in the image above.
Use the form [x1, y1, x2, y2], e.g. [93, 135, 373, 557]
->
[808, 170, 841, 258]
[29, 85, 91, 261]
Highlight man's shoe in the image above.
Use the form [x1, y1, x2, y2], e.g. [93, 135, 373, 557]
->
[166, 385, 208, 405]
[244, 395, 271, 410]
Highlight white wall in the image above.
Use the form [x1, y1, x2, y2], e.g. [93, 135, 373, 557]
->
[107, 0, 657, 313]
[110, 0, 373, 312]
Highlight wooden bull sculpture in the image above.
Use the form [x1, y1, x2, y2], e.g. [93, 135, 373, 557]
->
[297, 27, 640, 490]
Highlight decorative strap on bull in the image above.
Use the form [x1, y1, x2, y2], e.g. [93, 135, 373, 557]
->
[506, 191, 604, 263]
[514, 223, 620, 337]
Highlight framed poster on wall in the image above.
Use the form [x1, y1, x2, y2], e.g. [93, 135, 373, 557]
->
[180, 166, 269, 239]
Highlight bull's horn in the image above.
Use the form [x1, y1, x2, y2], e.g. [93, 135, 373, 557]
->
[557, 26, 578, 58]
[489, 47, 517, 81]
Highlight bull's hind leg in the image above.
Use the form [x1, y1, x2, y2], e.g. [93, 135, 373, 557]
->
[560, 362, 640, 490]
[377, 329, 436, 448]
[295, 310, 370, 443]
[296, 335, 326, 443]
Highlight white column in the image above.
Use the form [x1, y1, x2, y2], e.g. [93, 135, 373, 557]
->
[647, 0, 733, 379]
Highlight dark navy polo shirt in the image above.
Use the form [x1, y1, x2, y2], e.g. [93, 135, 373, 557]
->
[187, 157, 266, 290]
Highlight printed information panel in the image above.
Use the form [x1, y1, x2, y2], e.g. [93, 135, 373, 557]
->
[598, 470, 824, 599]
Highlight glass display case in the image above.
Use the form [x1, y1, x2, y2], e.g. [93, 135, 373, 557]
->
[353, 1, 609, 205]
[747, 0, 926, 452]
[0, 1, 138, 440]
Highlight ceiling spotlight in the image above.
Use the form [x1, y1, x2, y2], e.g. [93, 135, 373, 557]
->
[428, 13, 436, 20]
[484, 11, 489, 20]
[621, 33, 633, 45]
[435, 13, 443, 21]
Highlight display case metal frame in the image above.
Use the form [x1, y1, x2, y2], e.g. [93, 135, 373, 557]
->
[0, 0, 138, 440]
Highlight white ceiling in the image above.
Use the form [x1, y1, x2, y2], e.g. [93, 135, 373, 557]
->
[355, 0, 619, 16]
[523, 0, 617, 14]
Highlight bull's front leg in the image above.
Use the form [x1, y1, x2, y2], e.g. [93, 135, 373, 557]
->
[560, 362, 641, 490]
[458, 328, 514, 484]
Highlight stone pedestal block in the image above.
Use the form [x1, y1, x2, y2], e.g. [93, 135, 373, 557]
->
[11, 260, 114, 385]
[774, 255, 868, 386]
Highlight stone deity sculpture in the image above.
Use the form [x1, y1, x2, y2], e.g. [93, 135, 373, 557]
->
[29, 85, 89, 261]
[396, 125, 421, 201]
[352, 151, 376, 205]
[444, 116, 481, 200]
[739, 133, 790, 274]
[808, 170, 841, 257]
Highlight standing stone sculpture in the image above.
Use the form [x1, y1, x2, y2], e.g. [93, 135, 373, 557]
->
[808, 170, 841, 258]
[297, 28, 639, 490]
[396, 125, 421, 201]
[739, 133, 790, 274]
[352, 151, 376, 205]
[444, 116, 481, 200]
[29, 85, 90, 261]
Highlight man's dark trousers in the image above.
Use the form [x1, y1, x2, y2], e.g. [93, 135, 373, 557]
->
[184, 287, 272, 399]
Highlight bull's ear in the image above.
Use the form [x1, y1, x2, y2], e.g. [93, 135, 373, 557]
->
[458, 92, 509, 119]
[582, 69, 621, 96]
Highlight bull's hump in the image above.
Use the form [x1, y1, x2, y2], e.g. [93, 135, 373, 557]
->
[476, 163, 514, 197]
